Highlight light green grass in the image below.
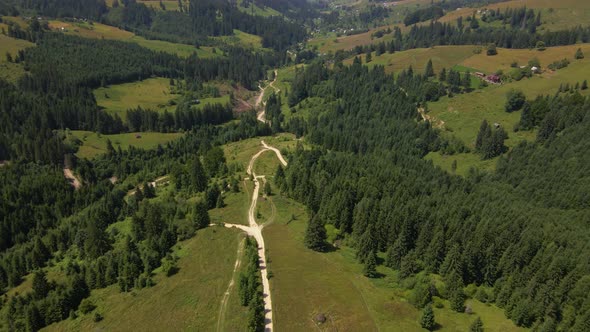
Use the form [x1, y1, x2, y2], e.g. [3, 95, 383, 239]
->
[429, 56, 590, 149]
[209, 185, 250, 226]
[139, 0, 180, 11]
[68, 130, 183, 159]
[44, 227, 244, 332]
[48, 20, 218, 58]
[236, 0, 280, 16]
[0, 34, 34, 62]
[425, 151, 499, 176]
[94, 77, 179, 118]
[222, 133, 298, 171]
[213, 29, 263, 49]
[345, 45, 479, 74]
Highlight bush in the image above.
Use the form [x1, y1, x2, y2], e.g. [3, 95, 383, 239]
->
[486, 43, 497, 56]
[93, 312, 103, 322]
[505, 89, 526, 112]
[79, 298, 96, 314]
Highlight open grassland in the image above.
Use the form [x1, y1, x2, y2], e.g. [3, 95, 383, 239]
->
[265, 190, 525, 331]
[209, 185, 251, 226]
[345, 45, 478, 74]
[428, 57, 590, 149]
[424, 151, 499, 177]
[0, 34, 34, 61]
[68, 130, 183, 159]
[462, 44, 590, 73]
[213, 29, 264, 49]
[44, 227, 244, 332]
[47, 20, 218, 58]
[94, 77, 179, 117]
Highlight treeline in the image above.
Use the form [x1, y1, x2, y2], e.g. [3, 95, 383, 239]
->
[278, 61, 590, 330]
[480, 6, 541, 33]
[126, 103, 233, 132]
[404, 6, 444, 26]
[238, 237, 265, 332]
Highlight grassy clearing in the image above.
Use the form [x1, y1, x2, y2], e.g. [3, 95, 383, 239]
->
[213, 29, 264, 50]
[44, 226, 244, 332]
[139, 0, 180, 11]
[94, 77, 179, 118]
[461, 44, 590, 74]
[428, 57, 590, 149]
[265, 190, 525, 331]
[209, 184, 250, 226]
[47, 20, 218, 58]
[0, 34, 34, 62]
[236, 0, 280, 17]
[424, 151, 498, 176]
[222, 133, 299, 171]
[344, 45, 478, 74]
[67, 130, 183, 159]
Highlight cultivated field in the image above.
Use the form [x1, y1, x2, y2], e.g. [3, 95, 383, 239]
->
[67, 130, 183, 159]
[43, 226, 245, 331]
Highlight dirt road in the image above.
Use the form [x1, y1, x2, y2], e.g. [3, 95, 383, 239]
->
[256, 70, 280, 123]
[221, 140, 288, 332]
[63, 168, 82, 190]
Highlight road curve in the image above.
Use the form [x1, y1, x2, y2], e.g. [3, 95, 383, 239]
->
[221, 140, 288, 332]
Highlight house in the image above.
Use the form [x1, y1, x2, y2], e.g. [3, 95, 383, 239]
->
[486, 74, 501, 84]
[531, 66, 540, 73]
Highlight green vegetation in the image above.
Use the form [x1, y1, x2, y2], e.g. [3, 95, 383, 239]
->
[66, 130, 183, 159]
[44, 227, 244, 331]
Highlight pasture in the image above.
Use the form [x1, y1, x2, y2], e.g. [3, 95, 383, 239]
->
[213, 29, 264, 50]
[94, 77, 179, 118]
[44, 226, 245, 331]
[67, 130, 183, 159]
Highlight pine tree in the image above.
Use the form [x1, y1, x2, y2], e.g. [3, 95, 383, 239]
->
[420, 305, 436, 331]
[425, 59, 435, 77]
[32, 270, 50, 300]
[363, 251, 378, 278]
[191, 157, 208, 193]
[439, 68, 447, 82]
[475, 120, 490, 152]
[304, 215, 327, 252]
[582, 80, 588, 90]
[574, 48, 584, 59]
[450, 288, 466, 312]
[365, 51, 372, 63]
[470, 316, 484, 332]
[193, 201, 210, 229]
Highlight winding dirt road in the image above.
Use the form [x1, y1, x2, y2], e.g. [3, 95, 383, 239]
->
[256, 70, 280, 123]
[221, 140, 288, 332]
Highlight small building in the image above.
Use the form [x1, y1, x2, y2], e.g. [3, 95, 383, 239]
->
[531, 66, 540, 73]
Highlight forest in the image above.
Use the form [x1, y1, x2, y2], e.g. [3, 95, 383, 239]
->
[277, 60, 590, 331]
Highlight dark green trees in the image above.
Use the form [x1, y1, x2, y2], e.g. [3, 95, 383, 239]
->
[487, 43, 497, 56]
[475, 120, 508, 159]
[420, 305, 436, 331]
[574, 48, 584, 59]
[425, 59, 435, 77]
[190, 157, 208, 193]
[505, 89, 526, 112]
[304, 215, 327, 252]
[193, 201, 210, 230]
[363, 251, 378, 278]
[470, 317, 484, 332]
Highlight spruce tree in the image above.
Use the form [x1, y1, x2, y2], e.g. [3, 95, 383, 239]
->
[425, 59, 435, 77]
[365, 51, 372, 63]
[470, 316, 484, 332]
[439, 68, 447, 82]
[193, 201, 210, 229]
[191, 157, 208, 193]
[582, 80, 588, 90]
[574, 48, 584, 59]
[304, 215, 327, 252]
[363, 251, 378, 278]
[32, 270, 49, 300]
[420, 305, 436, 331]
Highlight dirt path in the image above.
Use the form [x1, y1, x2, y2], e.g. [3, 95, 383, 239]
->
[256, 70, 280, 124]
[127, 175, 169, 196]
[221, 140, 288, 332]
[63, 168, 82, 190]
[216, 238, 245, 332]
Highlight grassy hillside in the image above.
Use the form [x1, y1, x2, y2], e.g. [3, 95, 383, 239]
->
[47, 20, 218, 58]
[94, 77, 180, 118]
[43, 226, 245, 331]
[213, 29, 264, 50]
[67, 130, 183, 159]
[0, 34, 32, 82]
[344, 45, 478, 74]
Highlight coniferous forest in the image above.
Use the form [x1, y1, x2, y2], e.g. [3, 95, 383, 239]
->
[1, 0, 590, 331]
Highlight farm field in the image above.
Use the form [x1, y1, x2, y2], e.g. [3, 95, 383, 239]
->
[67, 130, 183, 159]
[43, 226, 245, 332]
[94, 77, 179, 118]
